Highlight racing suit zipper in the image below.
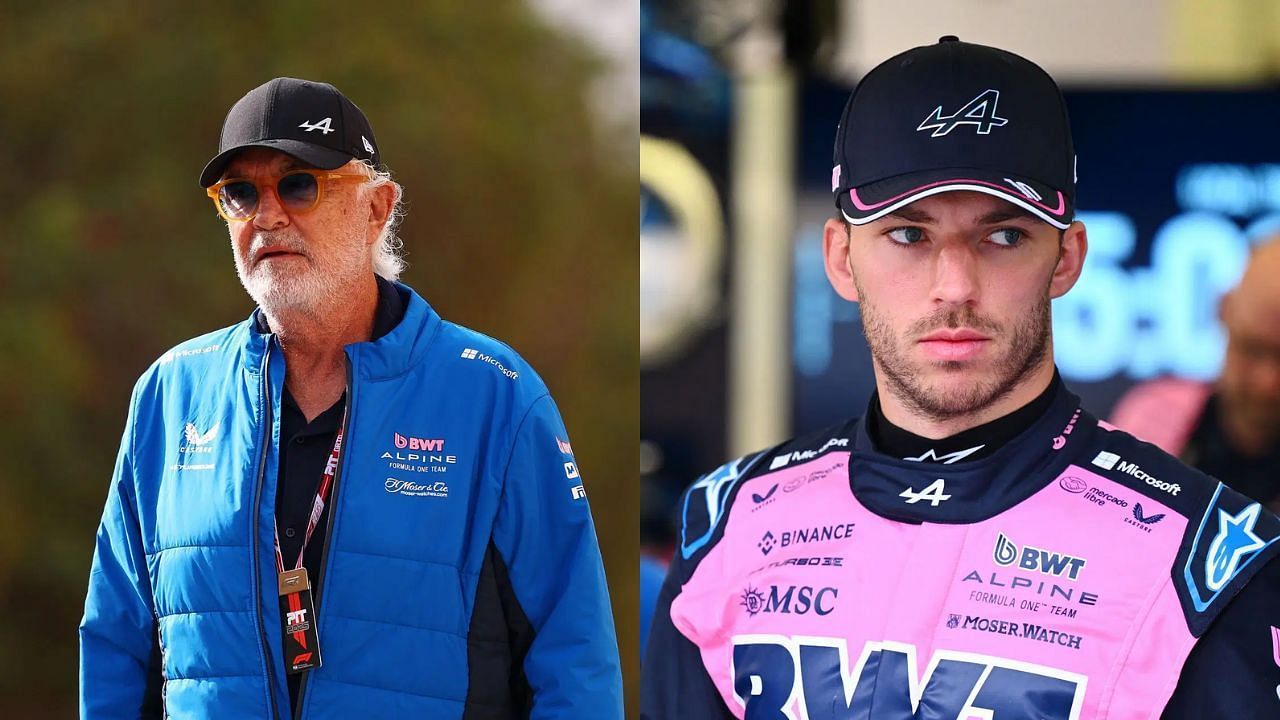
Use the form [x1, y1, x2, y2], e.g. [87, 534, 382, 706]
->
[252, 338, 283, 720]
[292, 358, 354, 720]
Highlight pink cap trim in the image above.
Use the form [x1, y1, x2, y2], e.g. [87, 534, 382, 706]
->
[848, 177, 1066, 215]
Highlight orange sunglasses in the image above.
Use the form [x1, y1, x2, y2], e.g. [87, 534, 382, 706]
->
[205, 169, 369, 222]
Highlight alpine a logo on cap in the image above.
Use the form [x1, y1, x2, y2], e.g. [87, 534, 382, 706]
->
[298, 117, 335, 134]
[831, 39, 1076, 230]
[917, 89, 1008, 138]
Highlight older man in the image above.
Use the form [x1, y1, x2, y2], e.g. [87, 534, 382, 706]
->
[80, 77, 622, 719]
[1111, 236, 1280, 509]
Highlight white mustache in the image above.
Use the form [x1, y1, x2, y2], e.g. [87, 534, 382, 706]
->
[249, 232, 308, 263]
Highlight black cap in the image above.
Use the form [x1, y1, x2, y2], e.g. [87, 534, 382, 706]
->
[199, 77, 380, 187]
[832, 37, 1075, 229]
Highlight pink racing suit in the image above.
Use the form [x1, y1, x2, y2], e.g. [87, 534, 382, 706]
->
[642, 378, 1280, 719]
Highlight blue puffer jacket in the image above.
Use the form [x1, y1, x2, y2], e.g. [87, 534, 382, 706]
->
[80, 283, 622, 719]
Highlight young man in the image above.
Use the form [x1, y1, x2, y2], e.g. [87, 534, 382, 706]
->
[642, 38, 1280, 719]
[80, 77, 622, 719]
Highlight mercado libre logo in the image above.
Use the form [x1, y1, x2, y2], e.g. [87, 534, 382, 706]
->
[1059, 476, 1089, 494]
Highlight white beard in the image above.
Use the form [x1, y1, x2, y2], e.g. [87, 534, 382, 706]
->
[235, 226, 370, 319]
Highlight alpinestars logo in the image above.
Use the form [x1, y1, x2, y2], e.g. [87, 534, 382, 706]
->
[917, 89, 1008, 138]
[1205, 502, 1267, 592]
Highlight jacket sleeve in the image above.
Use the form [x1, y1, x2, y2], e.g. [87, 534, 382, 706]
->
[79, 392, 164, 719]
[641, 545, 736, 720]
[492, 393, 623, 718]
[1162, 554, 1280, 718]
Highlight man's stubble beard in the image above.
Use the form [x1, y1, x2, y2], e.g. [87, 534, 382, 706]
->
[235, 227, 370, 322]
[856, 278, 1053, 423]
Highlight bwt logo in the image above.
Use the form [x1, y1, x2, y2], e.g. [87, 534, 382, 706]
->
[394, 433, 444, 452]
[739, 584, 838, 617]
[731, 638, 1085, 719]
[993, 532, 1087, 581]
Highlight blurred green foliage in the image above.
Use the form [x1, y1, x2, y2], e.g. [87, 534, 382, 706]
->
[0, 1, 638, 716]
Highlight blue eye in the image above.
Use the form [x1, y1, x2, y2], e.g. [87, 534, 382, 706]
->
[987, 228, 1025, 247]
[886, 227, 925, 245]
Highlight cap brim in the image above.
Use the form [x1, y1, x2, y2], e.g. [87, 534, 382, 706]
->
[837, 169, 1073, 230]
[198, 139, 354, 187]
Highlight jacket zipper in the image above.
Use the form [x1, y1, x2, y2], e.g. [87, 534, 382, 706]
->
[292, 358, 354, 720]
[252, 340, 283, 720]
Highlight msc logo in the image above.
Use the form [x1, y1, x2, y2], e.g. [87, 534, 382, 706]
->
[732, 638, 1085, 719]
[739, 585, 838, 617]
[393, 432, 444, 451]
[992, 532, 1087, 581]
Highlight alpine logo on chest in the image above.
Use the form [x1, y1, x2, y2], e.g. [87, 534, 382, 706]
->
[731, 636, 1086, 719]
[380, 432, 459, 474]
